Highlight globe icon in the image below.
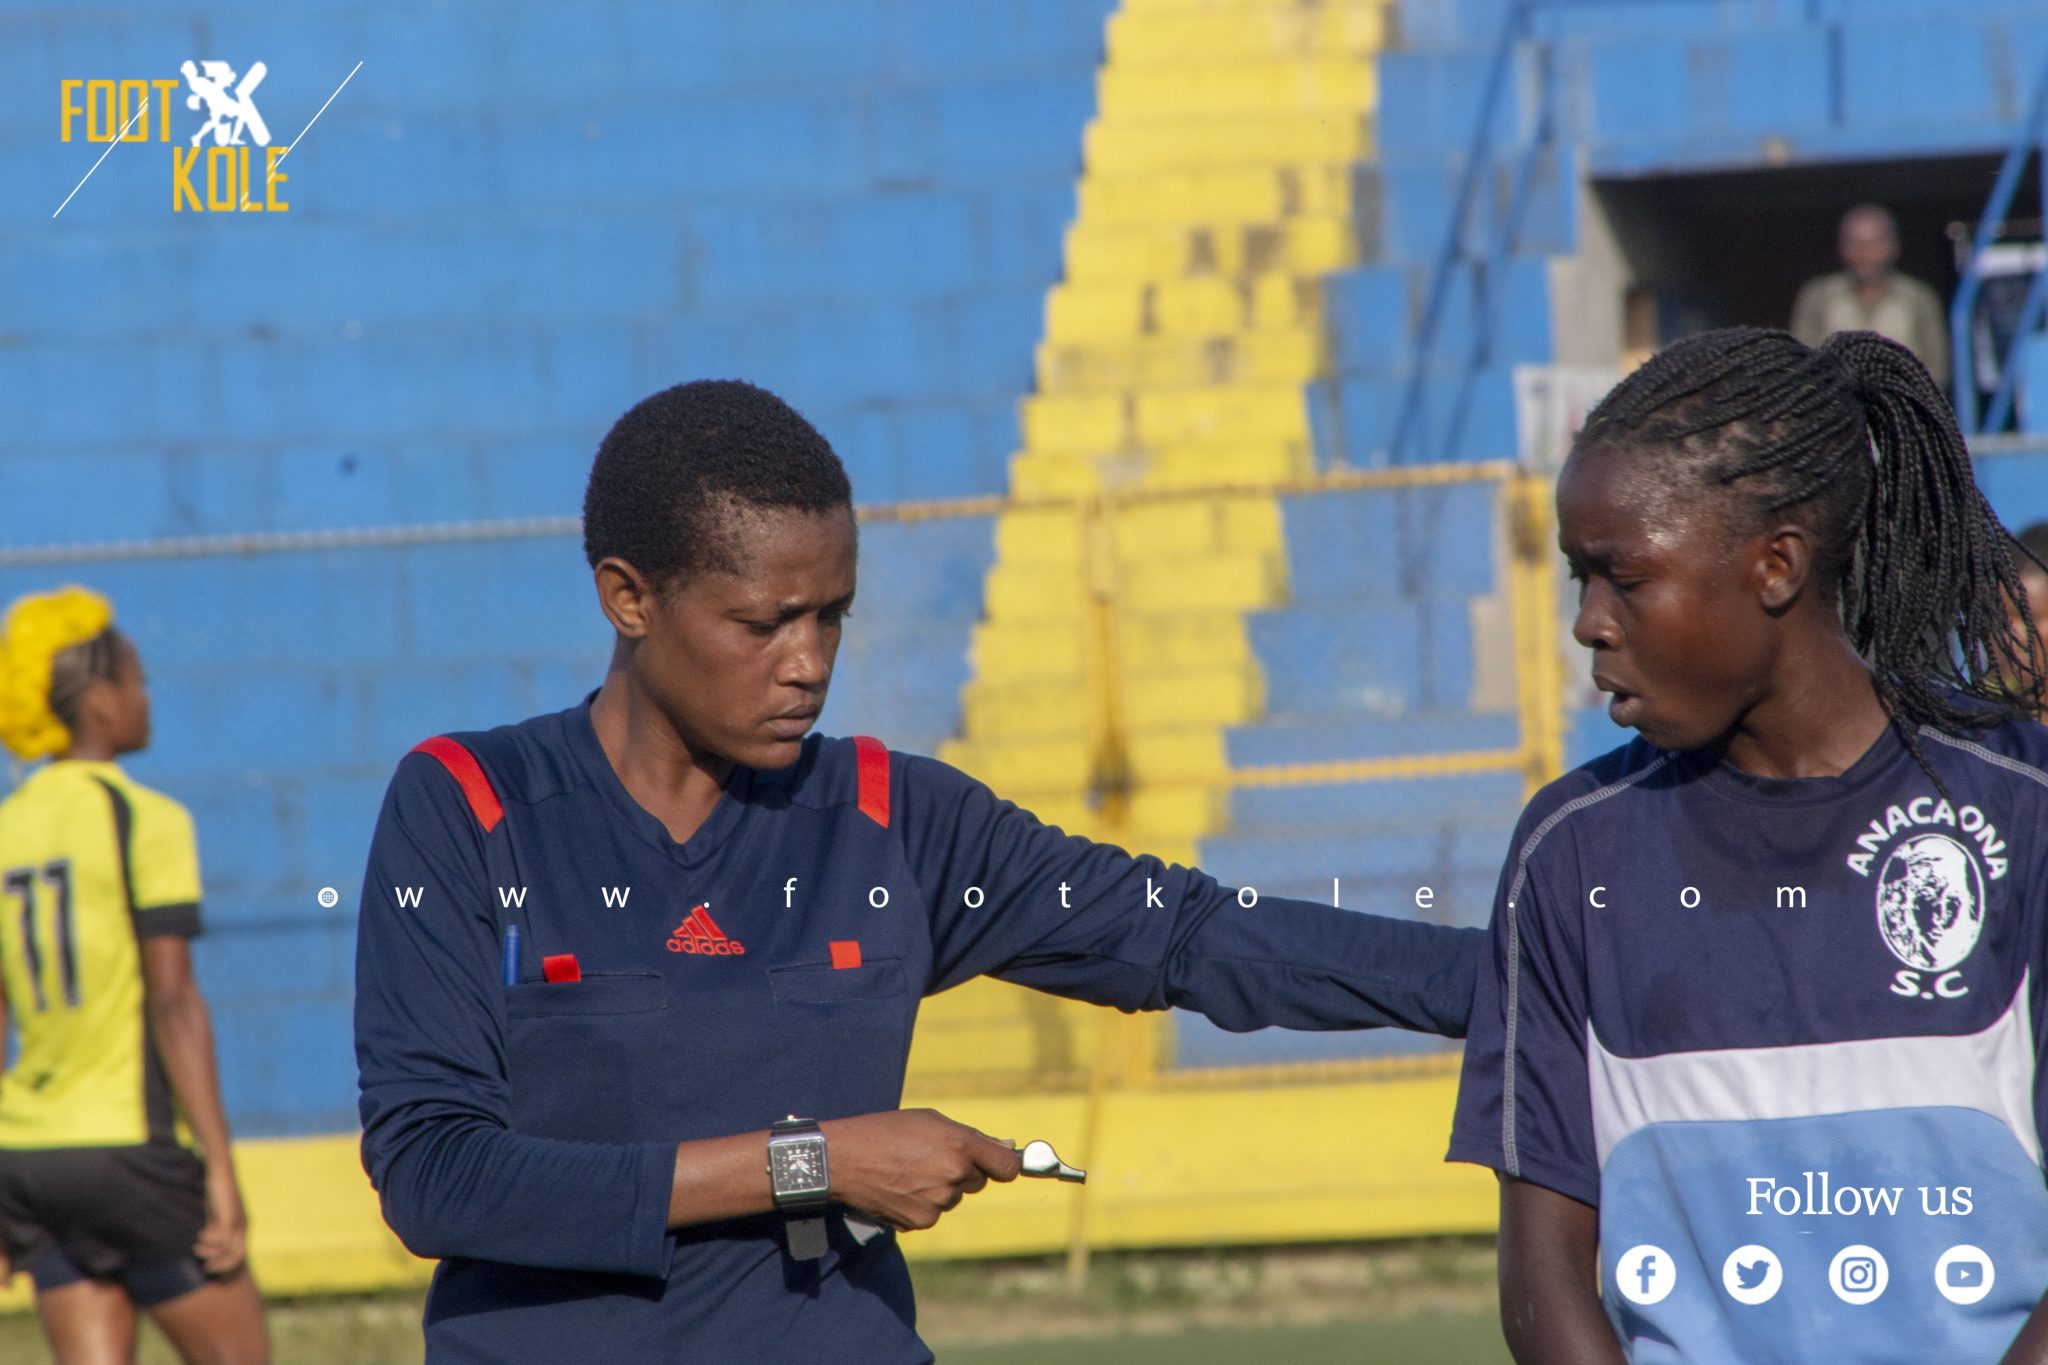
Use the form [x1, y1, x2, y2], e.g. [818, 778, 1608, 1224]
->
[1876, 833, 1984, 971]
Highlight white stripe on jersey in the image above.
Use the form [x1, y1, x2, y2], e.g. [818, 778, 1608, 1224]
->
[1501, 754, 1670, 1180]
[1586, 972, 2041, 1169]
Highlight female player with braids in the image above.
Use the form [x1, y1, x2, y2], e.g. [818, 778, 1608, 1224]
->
[1448, 328, 2048, 1363]
[0, 589, 267, 1364]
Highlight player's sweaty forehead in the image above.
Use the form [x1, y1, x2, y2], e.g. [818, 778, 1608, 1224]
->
[1557, 448, 1721, 570]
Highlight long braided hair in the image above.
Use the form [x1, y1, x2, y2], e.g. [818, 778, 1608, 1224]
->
[1574, 327, 2045, 764]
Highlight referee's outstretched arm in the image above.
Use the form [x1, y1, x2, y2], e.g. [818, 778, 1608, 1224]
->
[894, 749, 1483, 1040]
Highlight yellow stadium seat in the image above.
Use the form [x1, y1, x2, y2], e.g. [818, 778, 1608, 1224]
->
[1084, 112, 1373, 177]
[1126, 726, 1231, 784]
[1097, 59, 1377, 122]
[1133, 383, 1309, 448]
[1122, 548, 1288, 613]
[1007, 451, 1109, 499]
[1128, 780, 1231, 844]
[1045, 282, 1147, 346]
[1077, 163, 1355, 228]
[1105, 4, 1390, 67]
[1112, 496, 1283, 560]
[938, 734, 1093, 796]
[992, 507, 1087, 563]
[982, 560, 1087, 618]
[960, 680, 1096, 739]
[1021, 390, 1130, 456]
[1119, 611, 1253, 675]
[1037, 329, 1326, 393]
[1147, 439, 1313, 486]
[1116, 662, 1265, 729]
[1063, 215, 1361, 286]
[971, 619, 1089, 680]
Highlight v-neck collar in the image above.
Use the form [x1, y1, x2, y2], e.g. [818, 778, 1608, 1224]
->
[1681, 720, 1911, 808]
[565, 689, 749, 869]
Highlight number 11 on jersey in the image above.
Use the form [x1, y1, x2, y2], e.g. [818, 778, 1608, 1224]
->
[2, 859, 77, 1010]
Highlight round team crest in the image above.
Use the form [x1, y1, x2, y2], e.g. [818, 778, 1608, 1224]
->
[1875, 833, 1986, 972]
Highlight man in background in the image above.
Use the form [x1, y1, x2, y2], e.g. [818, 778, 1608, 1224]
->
[1792, 203, 1949, 386]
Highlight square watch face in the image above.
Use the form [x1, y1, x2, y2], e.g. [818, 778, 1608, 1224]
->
[771, 1138, 827, 1195]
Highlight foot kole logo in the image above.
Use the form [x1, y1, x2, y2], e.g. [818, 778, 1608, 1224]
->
[56, 60, 359, 217]
[1844, 797, 2000, 1000]
[60, 65, 288, 213]
[668, 903, 745, 956]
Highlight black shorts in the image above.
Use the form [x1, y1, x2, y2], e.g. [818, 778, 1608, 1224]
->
[0, 1142, 209, 1307]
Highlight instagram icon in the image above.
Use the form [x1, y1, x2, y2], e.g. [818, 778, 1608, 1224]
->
[1830, 1246, 1889, 1305]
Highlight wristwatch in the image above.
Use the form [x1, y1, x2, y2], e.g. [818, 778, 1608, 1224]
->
[767, 1116, 831, 1260]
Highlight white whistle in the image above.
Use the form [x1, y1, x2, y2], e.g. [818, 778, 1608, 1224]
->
[1018, 1139, 1087, 1183]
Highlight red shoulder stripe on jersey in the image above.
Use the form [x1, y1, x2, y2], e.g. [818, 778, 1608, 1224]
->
[410, 736, 505, 833]
[854, 735, 890, 829]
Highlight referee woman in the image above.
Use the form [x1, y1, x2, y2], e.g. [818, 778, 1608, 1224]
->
[353, 380, 1480, 1363]
[0, 589, 268, 1364]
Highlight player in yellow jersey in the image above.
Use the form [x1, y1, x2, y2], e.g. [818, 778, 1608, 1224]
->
[0, 587, 266, 1364]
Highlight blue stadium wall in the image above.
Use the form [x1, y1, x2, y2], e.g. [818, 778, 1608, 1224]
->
[3, 0, 1114, 1137]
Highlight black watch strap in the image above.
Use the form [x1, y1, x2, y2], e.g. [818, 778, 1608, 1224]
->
[784, 1208, 828, 1260]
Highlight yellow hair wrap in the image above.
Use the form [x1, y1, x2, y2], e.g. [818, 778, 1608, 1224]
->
[0, 586, 115, 761]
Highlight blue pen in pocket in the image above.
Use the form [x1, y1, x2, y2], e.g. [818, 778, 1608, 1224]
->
[502, 924, 521, 986]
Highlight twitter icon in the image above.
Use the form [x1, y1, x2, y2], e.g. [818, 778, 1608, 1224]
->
[1723, 1245, 1784, 1305]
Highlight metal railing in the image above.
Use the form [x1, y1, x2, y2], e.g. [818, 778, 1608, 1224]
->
[1951, 57, 2048, 435]
[1389, 1, 1560, 465]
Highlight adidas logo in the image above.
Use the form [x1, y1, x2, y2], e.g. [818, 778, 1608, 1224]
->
[668, 902, 745, 956]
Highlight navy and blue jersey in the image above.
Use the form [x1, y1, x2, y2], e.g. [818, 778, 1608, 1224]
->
[355, 690, 1480, 1363]
[1449, 720, 2048, 1362]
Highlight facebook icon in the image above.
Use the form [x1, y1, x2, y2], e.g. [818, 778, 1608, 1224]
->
[1618, 1244, 1676, 1305]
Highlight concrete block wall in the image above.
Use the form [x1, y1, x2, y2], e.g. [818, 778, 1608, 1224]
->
[4, 0, 1112, 1135]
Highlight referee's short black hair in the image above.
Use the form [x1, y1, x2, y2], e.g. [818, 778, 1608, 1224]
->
[582, 380, 854, 594]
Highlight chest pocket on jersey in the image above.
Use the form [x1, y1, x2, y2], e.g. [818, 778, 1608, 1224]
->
[506, 973, 665, 1019]
[504, 973, 670, 1143]
[767, 958, 908, 1004]
[761, 958, 916, 1114]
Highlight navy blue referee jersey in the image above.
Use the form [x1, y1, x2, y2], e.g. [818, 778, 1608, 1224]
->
[354, 690, 1480, 1363]
[1450, 721, 2048, 1363]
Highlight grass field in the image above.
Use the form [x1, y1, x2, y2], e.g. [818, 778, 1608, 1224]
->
[950, 1316, 1510, 1363]
[0, 1239, 1509, 1363]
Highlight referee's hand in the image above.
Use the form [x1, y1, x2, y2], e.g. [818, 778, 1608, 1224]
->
[820, 1109, 1023, 1233]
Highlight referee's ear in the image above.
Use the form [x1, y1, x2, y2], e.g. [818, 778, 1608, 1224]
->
[593, 557, 663, 641]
